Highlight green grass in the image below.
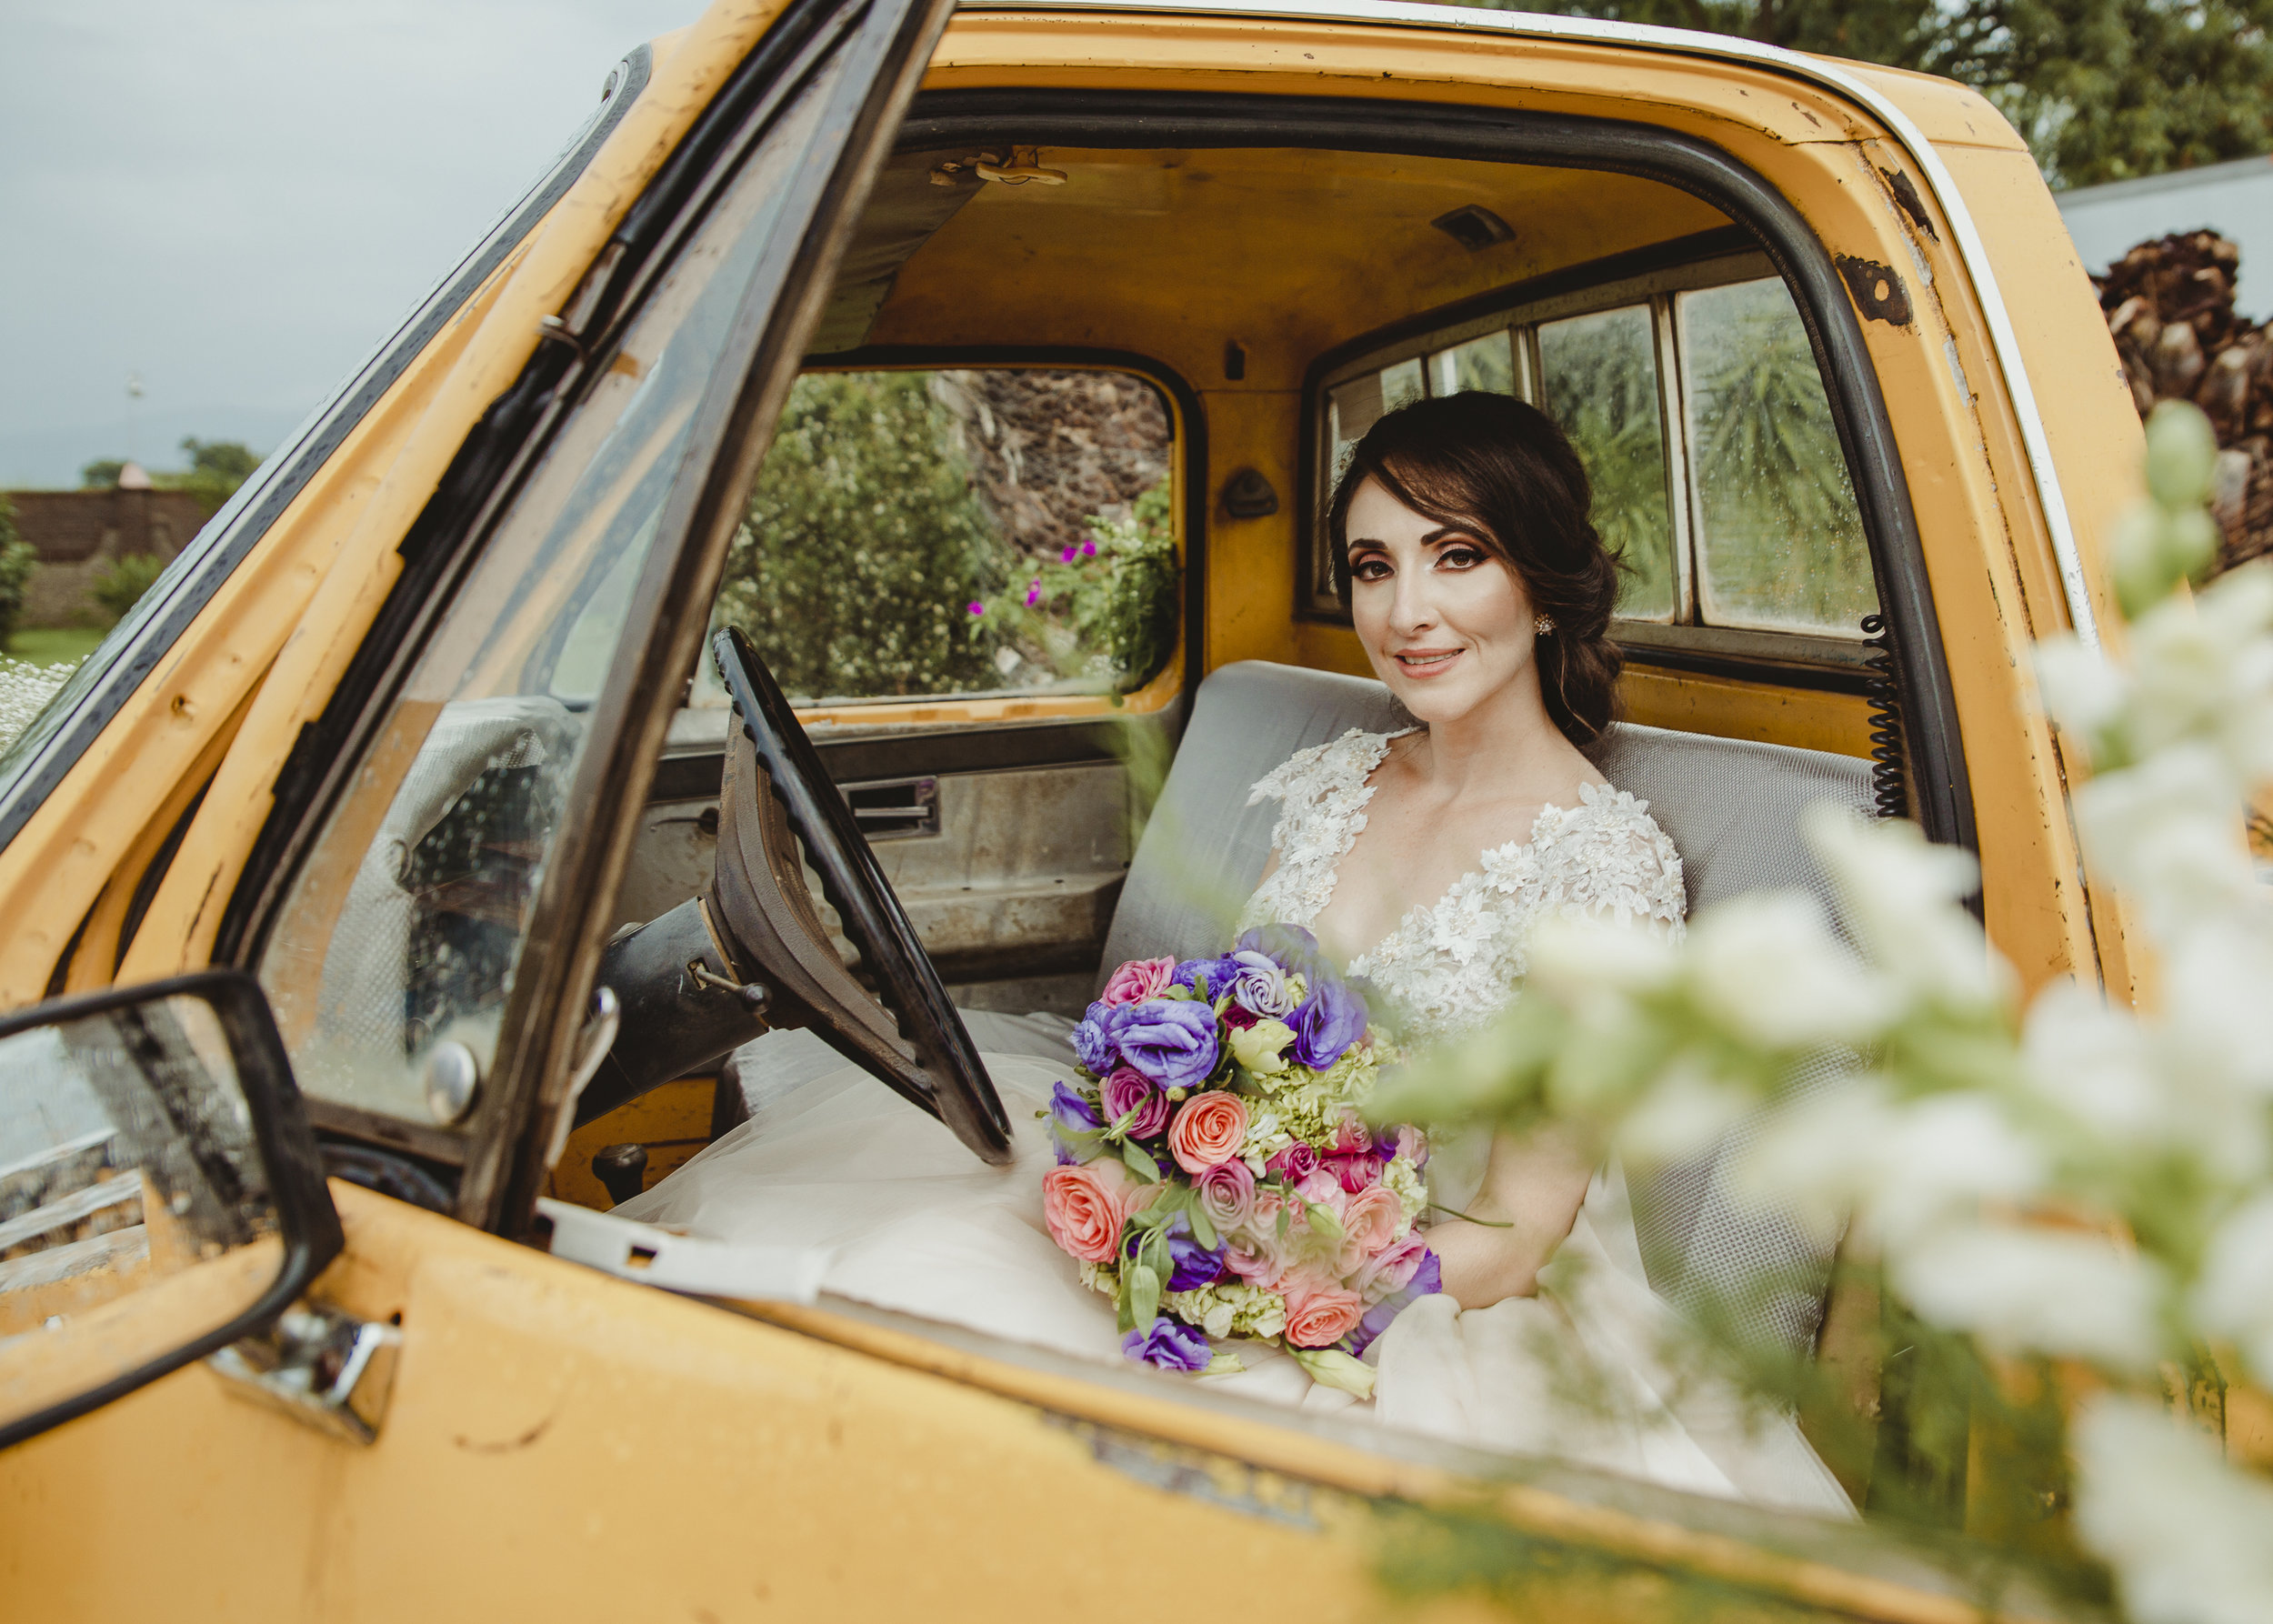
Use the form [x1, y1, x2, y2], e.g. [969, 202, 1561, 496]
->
[5, 626, 106, 667]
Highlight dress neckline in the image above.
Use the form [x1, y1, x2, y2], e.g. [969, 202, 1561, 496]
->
[1312, 728, 1615, 974]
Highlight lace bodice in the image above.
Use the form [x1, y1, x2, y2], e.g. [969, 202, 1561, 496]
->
[1237, 728, 1686, 1051]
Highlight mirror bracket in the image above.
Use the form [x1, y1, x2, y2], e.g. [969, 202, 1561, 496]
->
[206, 1298, 400, 1445]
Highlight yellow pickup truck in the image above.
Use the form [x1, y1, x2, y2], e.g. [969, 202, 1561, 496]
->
[0, 1, 2139, 1617]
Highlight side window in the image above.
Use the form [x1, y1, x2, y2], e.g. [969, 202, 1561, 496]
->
[1307, 264, 1878, 643]
[698, 366, 1180, 711]
[1537, 306, 1676, 620]
[1677, 279, 1875, 635]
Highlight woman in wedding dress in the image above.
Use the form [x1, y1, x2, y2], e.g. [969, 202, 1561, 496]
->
[623, 393, 1851, 1518]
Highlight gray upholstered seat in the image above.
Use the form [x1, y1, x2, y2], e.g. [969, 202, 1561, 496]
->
[1097, 659, 1874, 1356]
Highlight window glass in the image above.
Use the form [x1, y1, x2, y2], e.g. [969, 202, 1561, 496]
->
[696, 367, 1177, 707]
[255, 50, 846, 1125]
[1537, 306, 1676, 621]
[1679, 278, 1878, 635]
[1427, 330, 1516, 398]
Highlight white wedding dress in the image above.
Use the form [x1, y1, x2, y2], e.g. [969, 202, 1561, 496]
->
[621, 728, 1853, 1517]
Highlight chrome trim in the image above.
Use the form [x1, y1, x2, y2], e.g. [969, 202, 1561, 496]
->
[956, 0, 2103, 650]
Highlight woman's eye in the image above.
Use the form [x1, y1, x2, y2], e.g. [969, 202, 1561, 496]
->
[1438, 547, 1484, 570]
[1351, 558, 1390, 581]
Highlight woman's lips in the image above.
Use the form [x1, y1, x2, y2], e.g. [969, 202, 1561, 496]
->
[1394, 647, 1463, 677]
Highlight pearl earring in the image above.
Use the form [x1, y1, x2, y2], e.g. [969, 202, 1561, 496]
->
[1534, 614, 1557, 636]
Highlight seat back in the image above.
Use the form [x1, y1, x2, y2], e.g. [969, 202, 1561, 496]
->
[1099, 660, 1873, 1355]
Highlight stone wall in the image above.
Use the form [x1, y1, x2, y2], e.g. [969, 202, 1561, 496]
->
[5, 487, 205, 627]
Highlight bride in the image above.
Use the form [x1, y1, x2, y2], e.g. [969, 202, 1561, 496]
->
[623, 392, 1852, 1517]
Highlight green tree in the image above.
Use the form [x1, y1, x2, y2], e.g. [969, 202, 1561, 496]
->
[79, 458, 124, 490]
[0, 496, 35, 645]
[1489, 0, 2273, 185]
[714, 372, 1004, 701]
[171, 437, 260, 512]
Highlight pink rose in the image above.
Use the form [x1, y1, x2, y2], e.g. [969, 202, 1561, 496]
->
[1296, 1168, 1347, 1214]
[1041, 1162, 1137, 1264]
[1281, 1270, 1366, 1348]
[1327, 1150, 1386, 1194]
[1099, 956, 1176, 1007]
[1196, 1158, 1256, 1231]
[1267, 1143, 1318, 1181]
[1101, 1066, 1168, 1138]
[1167, 1091, 1249, 1174]
[1223, 1239, 1287, 1289]
[1393, 1125, 1429, 1167]
[1353, 1230, 1428, 1302]
[1341, 1186, 1403, 1257]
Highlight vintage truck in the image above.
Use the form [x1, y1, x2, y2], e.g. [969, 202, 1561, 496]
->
[0, 0, 2140, 1617]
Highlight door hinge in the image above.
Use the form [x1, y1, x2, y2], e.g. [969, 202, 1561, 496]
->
[207, 1299, 401, 1445]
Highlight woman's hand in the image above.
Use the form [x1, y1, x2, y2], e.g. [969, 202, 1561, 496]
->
[1429, 1127, 1595, 1309]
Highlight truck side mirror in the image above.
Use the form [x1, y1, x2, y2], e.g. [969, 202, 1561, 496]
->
[0, 969, 342, 1451]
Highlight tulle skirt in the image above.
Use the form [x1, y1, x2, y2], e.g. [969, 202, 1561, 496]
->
[618, 1048, 1853, 1519]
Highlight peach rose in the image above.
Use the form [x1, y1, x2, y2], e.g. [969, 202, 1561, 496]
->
[1099, 956, 1177, 1007]
[1341, 1186, 1404, 1257]
[1167, 1089, 1249, 1174]
[1041, 1162, 1136, 1264]
[1281, 1270, 1366, 1348]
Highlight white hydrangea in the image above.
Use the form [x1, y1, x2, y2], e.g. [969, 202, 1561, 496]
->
[2073, 1395, 2273, 1624]
[0, 657, 75, 756]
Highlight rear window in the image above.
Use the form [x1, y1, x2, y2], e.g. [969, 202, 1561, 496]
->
[1310, 257, 1879, 643]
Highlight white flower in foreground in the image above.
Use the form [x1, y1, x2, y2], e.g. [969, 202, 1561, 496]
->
[1615, 1061, 1761, 1167]
[1893, 1223, 2164, 1373]
[2074, 1394, 2273, 1624]
[2127, 565, 2273, 783]
[1523, 911, 1680, 1010]
[1684, 890, 1894, 1048]
[2035, 633, 2128, 744]
[2191, 1195, 2273, 1388]
[2076, 743, 2258, 930]
[2158, 920, 2273, 1108]
[1806, 806, 2002, 1009]
[1739, 1086, 2042, 1250]
[2020, 980, 2162, 1141]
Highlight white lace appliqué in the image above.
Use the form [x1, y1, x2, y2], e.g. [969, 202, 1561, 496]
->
[1237, 727, 1686, 1051]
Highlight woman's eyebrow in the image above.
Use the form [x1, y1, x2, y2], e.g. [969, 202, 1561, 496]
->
[1418, 526, 1482, 546]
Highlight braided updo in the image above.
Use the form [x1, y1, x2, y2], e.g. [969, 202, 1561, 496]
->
[1326, 393, 1624, 746]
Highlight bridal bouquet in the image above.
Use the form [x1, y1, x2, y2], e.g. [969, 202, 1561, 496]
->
[1039, 924, 1440, 1397]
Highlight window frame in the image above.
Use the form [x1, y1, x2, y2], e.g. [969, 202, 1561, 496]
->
[1301, 236, 1878, 671]
[703, 345, 1207, 734]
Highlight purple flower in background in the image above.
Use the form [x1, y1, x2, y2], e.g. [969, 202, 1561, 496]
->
[1290, 977, 1367, 1070]
[1081, 539, 1097, 557]
[1128, 1212, 1225, 1290]
[1225, 950, 1298, 1018]
[1122, 1316, 1211, 1372]
[1237, 922, 1327, 983]
[1112, 999, 1218, 1088]
[1071, 1001, 1121, 1074]
[1024, 578, 1042, 606]
[1048, 1081, 1101, 1164]
[967, 600, 986, 617]
[1101, 1066, 1170, 1139]
[1061, 544, 1079, 563]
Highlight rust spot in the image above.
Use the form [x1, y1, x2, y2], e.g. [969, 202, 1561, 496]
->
[1836, 256, 1913, 327]
[1879, 167, 1938, 240]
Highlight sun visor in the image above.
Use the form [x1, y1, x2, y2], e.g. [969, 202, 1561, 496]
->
[807, 151, 986, 356]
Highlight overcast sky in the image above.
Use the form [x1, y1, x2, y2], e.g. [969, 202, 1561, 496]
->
[0, 0, 696, 487]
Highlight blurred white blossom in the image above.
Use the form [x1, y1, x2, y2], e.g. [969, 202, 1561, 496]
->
[1893, 1224, 2165, 1372]
[2074, 1396, 2273, 1624]
[2191, 1194, 2273, 1387]
[1685, 890, 1892, 1048]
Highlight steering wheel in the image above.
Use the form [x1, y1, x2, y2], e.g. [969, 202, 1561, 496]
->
[575, 628, 1011, 1166]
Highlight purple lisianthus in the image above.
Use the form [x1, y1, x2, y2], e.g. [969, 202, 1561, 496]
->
[1071, 1000, 1121, 1074]
[1290, 976, 1367, 1070]
[1225, 949, 1298, 1018]
[1121, 1316, 1211, 1372]
[1048, 1081, 1101, 1164]
[1345, 1247, 1443, 1358]
[1237, 922, 1327, 983]
[1112, 998, 1219, 1088]
[1101, 1066, 1169, 1139]
[1172, 955, 1236, 1000]
[1129, 1212, 1226, 1290]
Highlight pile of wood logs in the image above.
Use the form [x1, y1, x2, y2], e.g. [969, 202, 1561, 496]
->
[2098, 231, 2273, 571]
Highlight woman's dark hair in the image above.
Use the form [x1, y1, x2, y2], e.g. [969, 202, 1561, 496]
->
[1327, 392, 1623, 745]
